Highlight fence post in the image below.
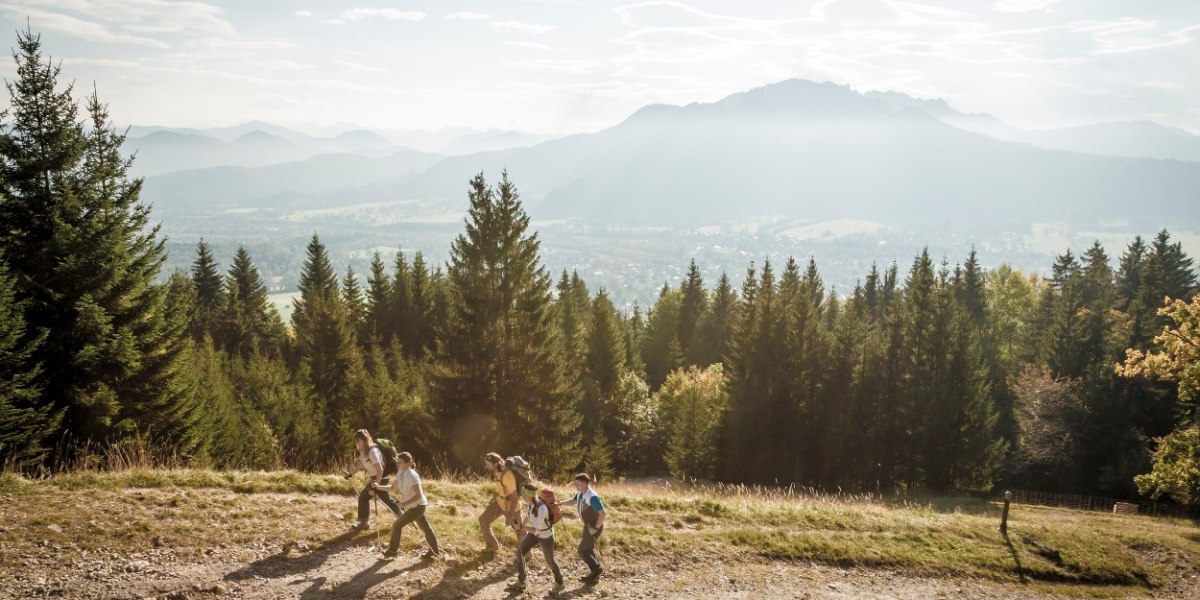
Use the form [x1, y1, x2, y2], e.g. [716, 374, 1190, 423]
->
[1000, 490, 1012, 534]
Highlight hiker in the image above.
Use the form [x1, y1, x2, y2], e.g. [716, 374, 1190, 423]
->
[558, 473, 606, 584]
[506, 484, 564, 594]
[478, 452, 522, 555]
[343, 429, 400, 531]
[374, 451, 440, 560]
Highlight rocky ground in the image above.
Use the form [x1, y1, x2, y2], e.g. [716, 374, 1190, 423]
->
[6, 533, 1199, 600]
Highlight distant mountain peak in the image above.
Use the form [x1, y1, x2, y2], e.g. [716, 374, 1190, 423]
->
[232, 130, 293, 145]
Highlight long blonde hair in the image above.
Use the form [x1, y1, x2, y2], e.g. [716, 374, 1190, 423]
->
[354, 429, 374, 458]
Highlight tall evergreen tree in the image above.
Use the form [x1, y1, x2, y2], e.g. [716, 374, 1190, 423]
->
[221, 247, 284, 359]
[678, 259, 707, 363]
[583, 289, 627, 456]
[694, 272, 737, 367]
[342, 266, 366, 344]
[436, 172, 582, 475]
[0, 256, 56, 468]
[291, 234, 361, 457]
[190, 239, 223, 342]
[642, 285, 683, 390]
[0, 33, 189, 456]
[364, 252, 393, 347]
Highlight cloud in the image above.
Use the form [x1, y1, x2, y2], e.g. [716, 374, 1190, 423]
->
[184, 38, 297, 50]
[504, 58, 600, 74]
[295, 10, 313, 18]
[7, 0, 236, 36]
[506, 40, 553, 51]
[992, 0, 1063, 13]
[489, 20, 555, 34]
[9, 7, 170, 48]
[325, 8, 426, 25]
[332, 60, 388, 73]
[445, 12, 490, 21]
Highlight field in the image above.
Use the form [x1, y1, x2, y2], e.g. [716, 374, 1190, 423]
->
[1, 470, 1198, 599]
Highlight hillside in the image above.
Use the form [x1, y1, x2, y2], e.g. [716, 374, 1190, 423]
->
[304, 79, 1200, 229]
[2, 470, 1198, 599]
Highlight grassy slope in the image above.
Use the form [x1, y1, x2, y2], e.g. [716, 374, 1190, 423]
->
[2, 470, 1197, 594]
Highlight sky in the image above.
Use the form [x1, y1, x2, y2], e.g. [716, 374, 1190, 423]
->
[0, 0, 1196, 135]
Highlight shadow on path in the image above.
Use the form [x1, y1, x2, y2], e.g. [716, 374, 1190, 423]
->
[406, 551, 516, 599]
[224, 529, 373, 583]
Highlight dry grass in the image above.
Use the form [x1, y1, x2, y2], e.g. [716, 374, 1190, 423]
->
[2, 469, 1197, 593]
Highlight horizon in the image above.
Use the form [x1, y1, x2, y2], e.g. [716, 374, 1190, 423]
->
[0, 1, 1196, 135]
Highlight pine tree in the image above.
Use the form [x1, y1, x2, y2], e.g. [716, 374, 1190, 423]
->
[694, 272, 737, 367]
[678, 259, 707, 363]
[642, 285, 683, 389]
[661, 365, 727, 481]
[190, 240, 223, 342]
[582, 289, 628, 466]
[625, 304, 646, 376]
[364, 252, 393, 347]
[291, 234, 362, 457]
[0, 33, 190, 455]
[0, 256, 57, 468]
[342, 266, 366, 345]
[409, 252, 436, 356]
[221, 247, 284, 359]
[392, 251, 413, 353]
[436, 172, 582, 475]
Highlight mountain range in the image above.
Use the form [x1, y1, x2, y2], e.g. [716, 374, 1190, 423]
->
[135, 79, 1200, 232]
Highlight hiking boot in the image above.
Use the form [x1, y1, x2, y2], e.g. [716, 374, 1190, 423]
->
[550, 582, 565, 594]
[504, 580, 526, 592]
[350, 521, 369, 532]
[581, 568, 602, 584]
[480, 547, 497, 560]
[382, 549, 398, 559]
[421, 550, 440, 561]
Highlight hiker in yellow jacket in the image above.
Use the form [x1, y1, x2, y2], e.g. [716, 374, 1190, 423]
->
[478, 452, 520, 555]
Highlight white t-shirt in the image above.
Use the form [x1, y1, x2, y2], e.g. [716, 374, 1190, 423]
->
[396, 467, 428, 507]
[360, 446, 384, 476]
[522, 501, 554, 539]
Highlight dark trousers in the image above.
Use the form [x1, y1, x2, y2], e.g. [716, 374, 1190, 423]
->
[578, 526, 603, 575]
[357, 479, 400, 523]
[516, 533, 563, 584]
[387, 505, 439, 554]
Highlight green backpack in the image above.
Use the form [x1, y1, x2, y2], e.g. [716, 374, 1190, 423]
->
[374, 438, 400, 478]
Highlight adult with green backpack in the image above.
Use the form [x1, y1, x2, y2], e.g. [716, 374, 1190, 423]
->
[478, 452, 531, 555]
[343, 429, 401, 531]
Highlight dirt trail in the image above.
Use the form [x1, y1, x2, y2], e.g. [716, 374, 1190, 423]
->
[7, 534, 1198, 600]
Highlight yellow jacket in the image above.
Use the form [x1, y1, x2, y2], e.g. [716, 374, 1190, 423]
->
[494, 469, 518, 514]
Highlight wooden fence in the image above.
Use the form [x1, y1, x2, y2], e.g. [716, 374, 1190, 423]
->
[1007, 489, 1200, 520]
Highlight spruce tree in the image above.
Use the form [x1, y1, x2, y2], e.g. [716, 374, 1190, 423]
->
[642, 285, 683, 390]
[694, 272, 737, 367]
[291, 234, 361, 457]
[221, 247, 284, 359]
[342, 266, 366, 345]
[364, 251, 393, 347]
[0, 256, 56, 468]
[582, 289, 628, 467]
[678, 259, 707, 363]
[409, 251, 436, 356]
[190, 239, 223, 342]
[392, 251, 413, 353]
[436, 172, 582, 474]
[0, 34, 189, 455]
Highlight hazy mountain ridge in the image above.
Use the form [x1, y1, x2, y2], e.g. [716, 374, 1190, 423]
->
[285, 79, 1196, 229]
[135, 79, 1200, 237]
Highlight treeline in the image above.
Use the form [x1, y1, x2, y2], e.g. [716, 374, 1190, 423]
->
[1, 32, 1198, 501]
